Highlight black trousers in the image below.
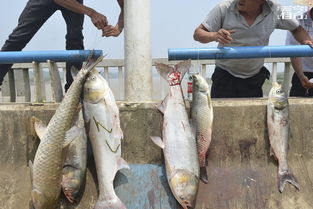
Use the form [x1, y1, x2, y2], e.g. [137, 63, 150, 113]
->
[211, 66, 270, 98]
[290, 72, 313, 97]
[0, 0, 84, 91]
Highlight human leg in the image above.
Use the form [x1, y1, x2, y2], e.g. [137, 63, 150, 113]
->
[60, 1, 84, 91]
[0, 0, 57, 85]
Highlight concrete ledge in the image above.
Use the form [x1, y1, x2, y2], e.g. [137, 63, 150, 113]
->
[0, 98, 313, 208]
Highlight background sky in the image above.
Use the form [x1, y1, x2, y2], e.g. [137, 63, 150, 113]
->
[0, 0, 304, 59]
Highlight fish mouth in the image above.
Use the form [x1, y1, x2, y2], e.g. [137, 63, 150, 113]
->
[169, 169, 199, 209]
[63, 187, 75, 203]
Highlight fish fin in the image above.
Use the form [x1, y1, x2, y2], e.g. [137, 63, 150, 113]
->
[278, 170, 300, 192]
[29, 199, 35, 209]
[174, 59, 191, 79]
[117, 157, 130, 171]
[155, 60, 191, 83]
[31, 117, 47, 140]
[31, 189, 48, 208]
[158, 94, 169, 114]
[70, 66, 79, 79]
[269, 147, 275, 157]
[150, 136, 165, 149]
[155, 63, 174, 82]
[29, 160, 33, 185]
[200, 167, 209, 184]
[64, 126, 82, 148]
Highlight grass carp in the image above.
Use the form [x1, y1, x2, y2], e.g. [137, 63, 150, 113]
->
[191, 74, 213, 184]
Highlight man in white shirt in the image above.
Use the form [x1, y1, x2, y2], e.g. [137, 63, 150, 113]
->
[194, 0, 313, 98]
[286, 6, 313, 96]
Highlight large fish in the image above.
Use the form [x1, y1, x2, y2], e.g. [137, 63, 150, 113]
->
[151, 60, 199, 209]
[267, 82, 300, 192]
[191, 74, 213, 184]
[30, 55, 103, 209]
[33, 106, 88, 204]
[83, 69, 129, 209]
[61, 105, 87, 203]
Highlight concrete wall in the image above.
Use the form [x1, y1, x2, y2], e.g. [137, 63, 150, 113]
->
[0, 99, 313, 209]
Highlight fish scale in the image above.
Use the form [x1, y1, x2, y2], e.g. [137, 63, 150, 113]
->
[191, 74, 213, 184]
[31, 56, 103, 209]
[267, 82, 300, 193]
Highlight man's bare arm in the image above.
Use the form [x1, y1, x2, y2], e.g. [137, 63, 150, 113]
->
[54, 0, 108, 30]
[102, 0, 124, 37]
[291, 26, 313, 47]
[193, 24, 235, 44]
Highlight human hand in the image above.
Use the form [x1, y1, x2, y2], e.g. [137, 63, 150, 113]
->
[302, 40, 313, 48]
[300, 75, 313, 89]
[102, 25, 123, 37]
[215, 29, 235, 44]
[89, 10, 108, 30]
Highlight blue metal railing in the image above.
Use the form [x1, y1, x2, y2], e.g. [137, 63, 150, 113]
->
[168, 45, 313, 60]
[0, 50, 103, 64]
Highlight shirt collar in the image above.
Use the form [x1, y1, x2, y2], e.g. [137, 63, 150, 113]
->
[231, 0, 273, 16]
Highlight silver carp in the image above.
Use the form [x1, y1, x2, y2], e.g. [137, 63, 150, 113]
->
[191, 74, 213, 184]
[151, 60, 200, 209]
[83, 69, 129, 209]
[61, 105, 87, 203]
[30, 55, 103, 209]
[267, 82, 300, 192]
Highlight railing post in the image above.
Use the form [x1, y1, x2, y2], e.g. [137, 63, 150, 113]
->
[2, 70, 16, 102]
[8, 70, 16, 102]
[124, 0, 152, 101]
[23, 68, 31, 102]
[33, 62, 45, 103]
[47, 60, 63, 102]
[118, 66, 124, 100]
[201, 64, 207, 78]
[283, 62, 293, 95]
[271, 62, 277, 83]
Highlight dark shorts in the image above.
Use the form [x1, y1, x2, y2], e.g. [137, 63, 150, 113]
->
[290, 72, 313, 97]
[211, 66, 270, 98]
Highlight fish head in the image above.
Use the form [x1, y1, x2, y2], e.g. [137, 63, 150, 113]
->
[84, 68, 109, 103]
[169, 170, 199, 209]
[268, 82, 288, 110]
[192, 74, 209, 93]
[61, 170, 82, 203]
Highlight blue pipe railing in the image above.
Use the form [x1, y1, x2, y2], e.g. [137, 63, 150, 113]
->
[0, 50, 103, 64]
[168, 45, 313, 60]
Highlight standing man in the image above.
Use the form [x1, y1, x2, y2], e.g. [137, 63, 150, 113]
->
[194, 0, 313, 98]
[0, 0, 124, 91]
[286, 1, 313, 96]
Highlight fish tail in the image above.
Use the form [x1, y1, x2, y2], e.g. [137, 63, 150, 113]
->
[94, 198, 126, 209]
[278, 170, 300, 192]
[200, 167, 209, 184]
[155, 60, 191, 85]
